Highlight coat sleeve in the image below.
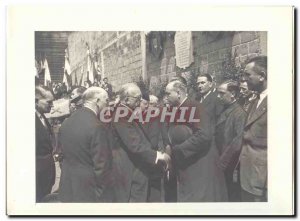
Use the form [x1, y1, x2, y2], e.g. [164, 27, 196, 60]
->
[90, 125, 113, 199]
[219, 110, 247, 169]
[113, 120, 157, 166]
[243, 112, 267, 148]
[172, 105, 212, 162]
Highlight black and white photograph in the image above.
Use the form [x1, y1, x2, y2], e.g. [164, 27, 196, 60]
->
[35, 31, 268, 204]
[6, 5, 294, 216]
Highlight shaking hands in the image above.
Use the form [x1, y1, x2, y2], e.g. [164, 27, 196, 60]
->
[156, 151, 171, 171]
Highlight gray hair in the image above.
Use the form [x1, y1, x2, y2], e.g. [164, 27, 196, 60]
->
[118, 83, 140, 101]
[220, 80, 240, 98]
[246, 55, 267, 79]
[169, 80, 187, 94]
[82, 87, 108, 104]
[35, 85, 53, 101]
[149, 95, 158, 104]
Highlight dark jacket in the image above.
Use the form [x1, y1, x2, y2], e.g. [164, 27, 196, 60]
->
[197, 90, 223, 128]
[36, 113, 56, 202]
[110, 104, 159, 202]
[58, 107, 113, 202]
[239, 97, 267, 196]
[169, 98, 228, 202]
[215, 102, 247, 171]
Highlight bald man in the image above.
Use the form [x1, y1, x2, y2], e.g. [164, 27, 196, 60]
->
[111, 83, 170, 202]
[35, 86, 56, 202]
[58, 87, 113, 202]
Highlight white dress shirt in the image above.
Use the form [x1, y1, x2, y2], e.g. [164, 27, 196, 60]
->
[257, 89, 267, 108]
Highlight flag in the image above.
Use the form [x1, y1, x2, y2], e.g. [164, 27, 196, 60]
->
[63, 50, 72, 91]
[74, 71, 78, 86]
[80, 66, 86, 87]
[43, 58, 51, 87]
[87, 49, 94, 83]
[35, 59, 41, 78]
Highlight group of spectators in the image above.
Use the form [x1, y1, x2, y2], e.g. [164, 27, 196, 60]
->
[35, 55, 267, 203]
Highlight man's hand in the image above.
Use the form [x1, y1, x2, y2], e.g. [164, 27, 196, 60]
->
[165, 145, 172, 156]
[156, 152, 171, 171]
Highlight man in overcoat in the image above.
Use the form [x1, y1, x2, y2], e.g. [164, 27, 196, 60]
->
[215, 80, 247, 201]
[165, 80, 228, 202]
[58, 87, 113, 202]
[111, 83, 170, 202]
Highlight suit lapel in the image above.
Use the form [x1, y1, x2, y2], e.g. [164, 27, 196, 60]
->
[216, 102, 238, 126]
[245, 97, 267, 127]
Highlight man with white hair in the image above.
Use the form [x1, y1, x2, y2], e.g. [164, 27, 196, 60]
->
[149, 95, 159, 107]
[58, 87, 113, 202]
[111, 83, 171, 202]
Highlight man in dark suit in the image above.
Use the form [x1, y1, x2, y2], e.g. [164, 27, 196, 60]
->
[239, 56, 268, 202]
[102, 77, 113, 99]
[196, 74, 223, 125]
[139, 93, 164, 202]
[238, 80, 257, 112]
[35, 86, 56, 202]
[215, 80, 247, 201]
[111, 83, 170, 202]
[165, 80, 228, 202]
[58, 87, 113, 202]
[196, 74, 223, 153]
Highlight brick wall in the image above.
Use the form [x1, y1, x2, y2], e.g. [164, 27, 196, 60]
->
[68, 31, 142, 91]
[146, 32, 176, 96]
[67, 31, 267, 95]
[146, 31, 267, 96]
[193, 31, 266, 83]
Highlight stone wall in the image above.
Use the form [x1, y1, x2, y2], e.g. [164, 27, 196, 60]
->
[67, 31, 267, 95]
[67, 31, 142, 91]
[146, 31, 267, 96]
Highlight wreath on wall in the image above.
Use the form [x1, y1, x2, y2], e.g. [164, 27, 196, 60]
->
[148, 31, 163, 60]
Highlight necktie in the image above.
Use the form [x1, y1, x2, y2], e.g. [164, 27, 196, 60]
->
[248, 97, 259, 119]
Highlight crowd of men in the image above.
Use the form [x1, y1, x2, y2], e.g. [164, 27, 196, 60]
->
[35, 55, 267, 203]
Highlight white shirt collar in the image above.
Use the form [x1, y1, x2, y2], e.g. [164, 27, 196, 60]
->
[36, 110, 42, 118]
[36, 110, 48, 128]
[260, 89, 267, 97]
[178, 96, 188, 108]
[203, 89, 212, 100]
[84, 105, 98, 116]
[257, 89, 267, 108]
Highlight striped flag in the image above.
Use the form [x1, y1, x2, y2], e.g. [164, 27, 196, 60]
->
[63, 49, 72, 91]
[87, 49, 94, 83]
[43, 58, 51, 87]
